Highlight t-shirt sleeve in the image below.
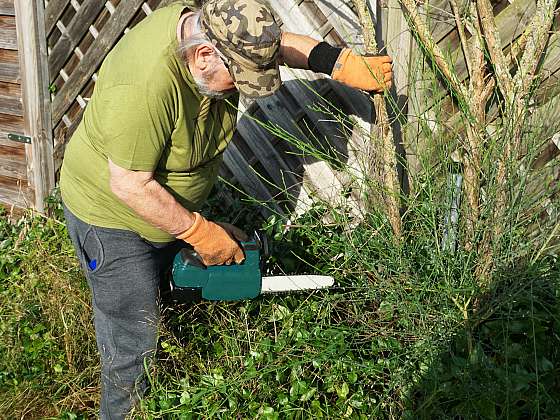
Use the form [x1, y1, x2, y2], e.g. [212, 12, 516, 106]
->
[99, 83, 176, 172]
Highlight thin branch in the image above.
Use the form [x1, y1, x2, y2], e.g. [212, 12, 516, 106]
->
[354, 0, 402, 238]
[513, 0, 557, 98]
[467, 1, 489, 115]
[354, 0, 378, 52]
[400, 0, 470, 107]
[476, 0, 514, 100]
[450, 0, 473, 79]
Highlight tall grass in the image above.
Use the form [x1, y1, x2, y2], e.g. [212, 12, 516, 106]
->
[0, 200, 98, 419]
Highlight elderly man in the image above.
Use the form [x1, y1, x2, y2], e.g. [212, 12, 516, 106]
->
[60, 0, 392, 418]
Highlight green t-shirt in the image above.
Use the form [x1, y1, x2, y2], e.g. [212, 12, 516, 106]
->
[60, 2, 239, 242]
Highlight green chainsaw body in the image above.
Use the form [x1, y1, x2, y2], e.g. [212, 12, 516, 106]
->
[170, 233, 267, 302]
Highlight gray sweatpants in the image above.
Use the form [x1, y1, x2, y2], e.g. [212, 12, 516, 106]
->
[63, 205, 184, 419]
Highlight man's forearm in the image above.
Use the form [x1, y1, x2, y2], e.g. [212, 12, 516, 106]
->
[119, 179, 195, 236]
[108, 160, 195, 237]
[279, 32, 318, 69]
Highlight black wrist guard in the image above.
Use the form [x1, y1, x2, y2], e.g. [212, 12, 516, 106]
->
[308, 42, 343, 75]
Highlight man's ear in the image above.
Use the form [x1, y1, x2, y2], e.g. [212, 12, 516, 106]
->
[193, 44, 215, 72]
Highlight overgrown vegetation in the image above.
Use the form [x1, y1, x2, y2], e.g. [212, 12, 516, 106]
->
[0, 200, 98, 419]
[1, 177, 558, 418]
[1, 1, 560, 418]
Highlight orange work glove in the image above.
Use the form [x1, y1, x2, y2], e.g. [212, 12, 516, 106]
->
[216, 222, 249, 242]
[331, 49, 393, 92]
[177, 212, 245, 266]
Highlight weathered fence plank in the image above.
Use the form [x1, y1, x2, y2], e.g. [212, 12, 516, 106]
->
[48, 0, 107, 78]
[51, 0, 145, 125]
[273, 0, 324, 39]
[0, 154, 27, 179]
[0, 81, 21, 121]
[0, 134, 23, 153]
[0, 94, 22, 116]
[44, 0, 71, 36]
[0, 48, 18, 63]
[0, 140, 24, 156]
[0, 112, 23, 133]
[0, 16, 17, 50]
[541, 32, 560, 79]
[426, 0, 456, 43]
[0, 62, 19, 83]
[0, 0, 14, 16]
[313, 0, 363, 49]
[52, 106, 84, 171]
[0, 80, 20, 96]
[385, 0, 412, 96]
[222, 141, 283, 214]
[0, 178, 34, 208]
[236, 107, 300, 190]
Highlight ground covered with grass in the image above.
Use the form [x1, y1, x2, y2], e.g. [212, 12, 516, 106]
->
[0, 185, 558, 419]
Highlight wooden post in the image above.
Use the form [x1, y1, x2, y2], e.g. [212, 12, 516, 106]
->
[14, 0, 54, 213]
[383, 0, 412, 107]
[380, 0, 412, 195]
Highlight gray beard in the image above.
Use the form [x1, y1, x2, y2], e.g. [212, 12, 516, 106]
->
[193, 76, 237, 99]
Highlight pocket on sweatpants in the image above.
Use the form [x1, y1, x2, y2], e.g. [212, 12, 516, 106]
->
[81, 227, 105, 273]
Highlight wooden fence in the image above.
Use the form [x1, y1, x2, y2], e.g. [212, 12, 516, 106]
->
[0, 0, 53, 213]
[44, 0, 383, 218]
[0, 0, 558, 217]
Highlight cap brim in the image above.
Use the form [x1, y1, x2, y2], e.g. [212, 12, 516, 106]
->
[229, 61, 281, 98]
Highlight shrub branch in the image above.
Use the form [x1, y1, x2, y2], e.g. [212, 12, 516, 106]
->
[476, 0, 514, 101]
[478, 0, 557, 278]
[450, 0, 473, 79]
[401, 0, 492, 246]
[400, 0, 470, 106]
[353, 0, 402, 239]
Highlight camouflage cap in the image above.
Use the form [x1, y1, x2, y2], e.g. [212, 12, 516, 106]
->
[200, 0, 282, 98]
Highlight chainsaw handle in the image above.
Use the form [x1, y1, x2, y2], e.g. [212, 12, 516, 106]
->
[178, 241, 252, 269]
[178, 231, 266, 269]
[178, 248, 207, 269]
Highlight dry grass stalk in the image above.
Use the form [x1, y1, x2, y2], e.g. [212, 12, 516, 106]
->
[353, 0, 402, 239]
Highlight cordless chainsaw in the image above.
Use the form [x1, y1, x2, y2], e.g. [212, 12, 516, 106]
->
[169, 231, 334, 302]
